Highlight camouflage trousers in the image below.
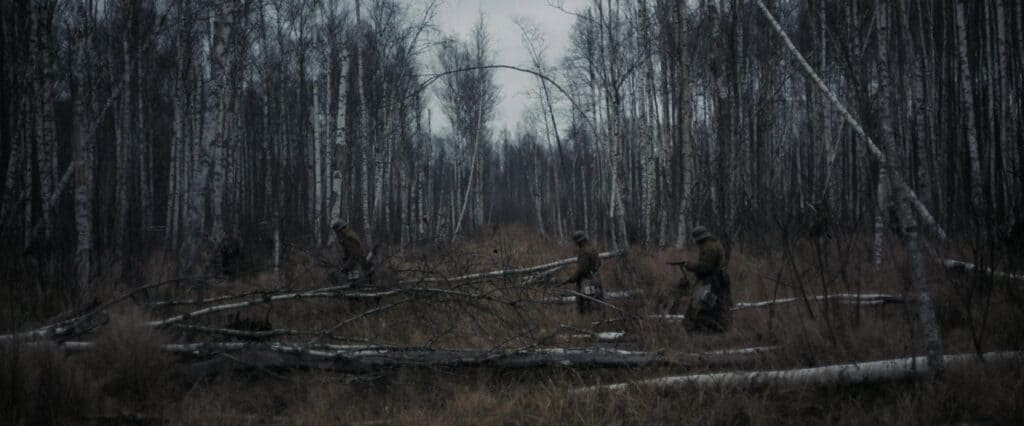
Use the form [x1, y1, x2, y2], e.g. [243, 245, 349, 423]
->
[341, 256, 375, 286]
[684, 271, 732, 333]
[576, 277, 605, 314]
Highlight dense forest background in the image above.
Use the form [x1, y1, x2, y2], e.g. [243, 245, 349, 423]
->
[2, 0, 1022, 299]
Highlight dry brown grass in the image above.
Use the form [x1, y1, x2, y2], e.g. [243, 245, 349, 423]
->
[2, 229, 1023, 424]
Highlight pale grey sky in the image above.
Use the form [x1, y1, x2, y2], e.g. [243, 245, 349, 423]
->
[429, 0, 589, 135]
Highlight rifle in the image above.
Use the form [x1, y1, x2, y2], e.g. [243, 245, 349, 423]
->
[666, 260, 688, 269]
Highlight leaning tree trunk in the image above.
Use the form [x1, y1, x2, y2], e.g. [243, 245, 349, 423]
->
[875, 0, 946, 375]
[754, 0, 946, 376]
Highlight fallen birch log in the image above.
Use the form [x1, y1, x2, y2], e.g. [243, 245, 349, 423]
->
[731, 293, 906, 310]
[0, 277, 209, 343]
[572, 350, 1023, 394]
[940, 259, 1024, 281]
[544, 289, 644, 304]
[6, 253, 629, 342]
[401, 251, 624, 285]
[44, 340, 772, 377]
[0, 309, 109, 343]
[595, 294, 904, 326]
[565, 330, 629, 342]
[147, 285, 516, 328]
[178, 344, 775, 378]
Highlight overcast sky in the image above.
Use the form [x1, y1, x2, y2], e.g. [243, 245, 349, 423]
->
[429, 0, 589, 135]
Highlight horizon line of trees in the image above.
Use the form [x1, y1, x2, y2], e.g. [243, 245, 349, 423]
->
[1, 0, 1022, 299]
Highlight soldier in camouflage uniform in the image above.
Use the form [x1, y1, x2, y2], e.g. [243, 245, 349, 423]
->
[677, 226, 732, 333]
[563, 231, 604, 314]
[332, 221, 374, 285]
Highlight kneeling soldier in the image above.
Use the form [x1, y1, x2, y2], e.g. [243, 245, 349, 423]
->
[331, 221, 374, 286]
[563, 231, 604, 314]
[676, 226, 732, 333]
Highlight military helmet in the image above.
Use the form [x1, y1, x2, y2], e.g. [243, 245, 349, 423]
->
[331, 221, 347, 232]
[571, 230, 588, 243]
[691, 226, 712, 242]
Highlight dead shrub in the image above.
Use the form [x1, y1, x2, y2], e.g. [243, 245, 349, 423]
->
[78, 307, 176, 407]
[0, 342, 92, 425]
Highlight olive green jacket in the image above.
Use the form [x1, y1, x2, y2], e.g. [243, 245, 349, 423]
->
[338, 228, 366, 261]
[685, 237, 725, 279]
[568, 240, 600, 283]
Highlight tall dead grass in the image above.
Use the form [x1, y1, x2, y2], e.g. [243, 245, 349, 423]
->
[2, 228, 1023, 424]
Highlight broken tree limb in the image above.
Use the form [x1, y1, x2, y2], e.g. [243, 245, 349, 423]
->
[941, 259, 1024, 281]
[402, 251, 624, 286]
[544, 289, 644, 304]
[8, 252, 628, 342]
[0, 276, 210, 343]
[48, 340, 776, 378]
[148, 285, 519, 329]
[571, 351, 1024, 395]
[752, 0, 946, 242]
[173, 343, 776, 377]
[731, 293, 906, 310]
[756, 0, 946, 374]
[567, 331, 628, 342]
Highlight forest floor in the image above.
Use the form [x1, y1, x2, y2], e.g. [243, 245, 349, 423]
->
[3, 225, 1023, 425]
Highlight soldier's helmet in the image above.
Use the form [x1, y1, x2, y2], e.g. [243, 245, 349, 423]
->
[571, 230, 588, 244]
[691, 226, 712, 242]
[331, 221, 348, 232]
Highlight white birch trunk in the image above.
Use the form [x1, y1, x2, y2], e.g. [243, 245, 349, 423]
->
[995, 0, 1010, 223]
[416, 104, 427, 239]
[311, 81, 323, 245]
[72, 6, 93, 294]
[638, 0, 656, 245]
[32, 0, 56, 238]
[876, 0, 945, 374]
[573, 352, 1023, 394]
[955, 1, 986, 213]
[674, 1, 692, 249]
[114, 34, 131, 250]
[753, 0, 946, 375]
[181, 1, 234, 273]
[871, 166, 888, 267]
[329, 57, 347, 231]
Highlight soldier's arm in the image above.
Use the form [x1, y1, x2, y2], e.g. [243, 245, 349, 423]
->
[684, 250, 719, 275]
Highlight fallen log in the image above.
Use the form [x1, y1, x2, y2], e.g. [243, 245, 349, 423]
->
[179, 344, 775, 378]
[401, 251, 624, 286]
[0, 277, 207, 343]
[594, 295, 904, 326]
[940, 259, 1024, 281]
[571, 350, 1024, 394]
[0, 312, 109, 343]
[731, 294, 905, 310]
[5, 253, 628, 342]
[544, 289, 644, 304]
[43, 339, 772, 377]
[147, 285, 514, 328]
[567, 331, 628, 342]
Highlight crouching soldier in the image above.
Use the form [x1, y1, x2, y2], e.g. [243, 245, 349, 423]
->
[562, 231, 604, 314]
[331, 221, 374, 286]
[675, 226, 732, 333]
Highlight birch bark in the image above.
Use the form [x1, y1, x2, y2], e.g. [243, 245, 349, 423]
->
[72, 3, 94, 294]
[955, 1, 986, 214]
